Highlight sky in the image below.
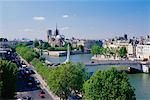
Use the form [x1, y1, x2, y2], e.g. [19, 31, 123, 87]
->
[0, 0, 149, 40]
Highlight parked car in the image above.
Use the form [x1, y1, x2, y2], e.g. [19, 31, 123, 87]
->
[26, 77, 34, 87]
[34, 78, 40, 85]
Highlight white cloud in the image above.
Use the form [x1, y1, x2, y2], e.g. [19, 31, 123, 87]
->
[18, 28, 33, 33]
[33, 16, 45, 21]
[61, 27, 69, 31]
[62, 14, 69, 18]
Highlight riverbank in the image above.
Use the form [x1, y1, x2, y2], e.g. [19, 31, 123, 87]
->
[34, 48, 90, 57]
[44, 53, 150, 99]
[18, 55, 59, 100]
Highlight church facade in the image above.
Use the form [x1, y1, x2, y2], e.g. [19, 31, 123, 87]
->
[47, 27, 65, 47]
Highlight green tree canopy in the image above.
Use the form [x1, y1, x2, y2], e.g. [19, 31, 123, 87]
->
[78, 45, 84, 52]
[16, 45, 40, 62]
[0, 60, 17, 99]
[118, 47, 127, 58]
[91, 44, 100, 56]
[48, 62, 88, 99]
[33, 40, 39, 47]
[42, 42, 50, 49]
[83, 68, 135, 100]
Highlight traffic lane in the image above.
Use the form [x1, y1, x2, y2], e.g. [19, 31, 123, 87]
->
[31, 89, 53, 100]
[16, 72, 40, 92]
[16, 89, 53, 100]
[16, 69, 53, 100]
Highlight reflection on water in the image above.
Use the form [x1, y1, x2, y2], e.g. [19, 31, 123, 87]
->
[44, 54, 150, 99]
[128, 74, 150, 100]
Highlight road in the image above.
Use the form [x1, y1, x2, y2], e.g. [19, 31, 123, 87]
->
[14, 53, 54, 100]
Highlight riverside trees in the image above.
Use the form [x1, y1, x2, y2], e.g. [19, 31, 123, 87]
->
[16, 45, 135, 99]
[0, 60, 17, 99]
[91, 44, 127, 58]
[16, 44, 40, 62]
[83, 68, 136, 100]
[32, 59, 88, 99]
[118, 47, 127, 58]
[48, 62, 87, 99]
[91, 44, 100, 57]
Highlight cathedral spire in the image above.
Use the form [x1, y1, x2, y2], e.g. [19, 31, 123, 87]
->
[56, 23, 57, 30]
[54, 23, 59, 36]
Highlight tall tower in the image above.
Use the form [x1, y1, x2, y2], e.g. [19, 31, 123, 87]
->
[47, 30, 52, 42]
[54, 24, 59, 36]
[124, 34, 128, 40]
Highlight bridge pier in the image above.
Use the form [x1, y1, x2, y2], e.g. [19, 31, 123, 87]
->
[128, 67, 142, 73]
[142, 64, 149, 73]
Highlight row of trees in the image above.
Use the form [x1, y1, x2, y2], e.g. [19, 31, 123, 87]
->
[16, 45, 135, 100]
[15, 44, 40, 62]
[0, 60, 17, 99]
[32, 59, 87, 99]
[33, 40, 84, 52]
[91, 44, 127, 58]
[32, 59, 136, 100]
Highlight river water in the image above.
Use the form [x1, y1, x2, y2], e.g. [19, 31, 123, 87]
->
[44, 54, 150, 100]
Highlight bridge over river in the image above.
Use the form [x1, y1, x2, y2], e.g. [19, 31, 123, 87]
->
[85, 60, 150, 73]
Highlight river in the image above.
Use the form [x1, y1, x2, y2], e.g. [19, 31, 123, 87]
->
[44, 54, 150, 100]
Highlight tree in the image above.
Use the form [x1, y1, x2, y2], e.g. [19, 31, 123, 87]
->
[78, 45, 84, 52]
[118, 47, 127, 58]
[33, 40, 39, 47]
[48, 62, 88, 99]
[42, 42, 50, 49]
[83, 68, 136, 100]
[0, 60, 17, 99]
[109, 47, 117, 59]
[15, 45, 40, 62]
[91, 44, 100, 57]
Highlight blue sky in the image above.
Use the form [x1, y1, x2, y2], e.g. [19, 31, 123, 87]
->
[0, 0, 149, 40]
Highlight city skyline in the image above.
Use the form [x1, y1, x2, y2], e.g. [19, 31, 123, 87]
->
[0, 0, 149, 40]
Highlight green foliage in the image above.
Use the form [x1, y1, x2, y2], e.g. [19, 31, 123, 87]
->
[39, 56, 46, 62]
[78, 45, 84, 52]
[0, 60, 17, 99]
[15, 45, 40, 62]
[91, 44, 100, 56]
[83, 68, 136, 100]
[34, 40, 39, 47]
[42, 42, 50, 49]
[118, 47, 127, 58]
[31, 58, 51, 81]
[32, 60, 88, 99]
[10, 45, 16, 53]
[48, 62, 88, 99]
[63, 42, 68, 48]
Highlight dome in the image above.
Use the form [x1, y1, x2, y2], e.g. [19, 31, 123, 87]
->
[56, 35, 61, 40]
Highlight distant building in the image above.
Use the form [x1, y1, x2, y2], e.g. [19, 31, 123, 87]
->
[47, 30, 52, 42]
[47, 26, 65, 47]
[77, 40, 102, 50]
[136, 44, 150, 60]
[0, 41, 12, 60]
